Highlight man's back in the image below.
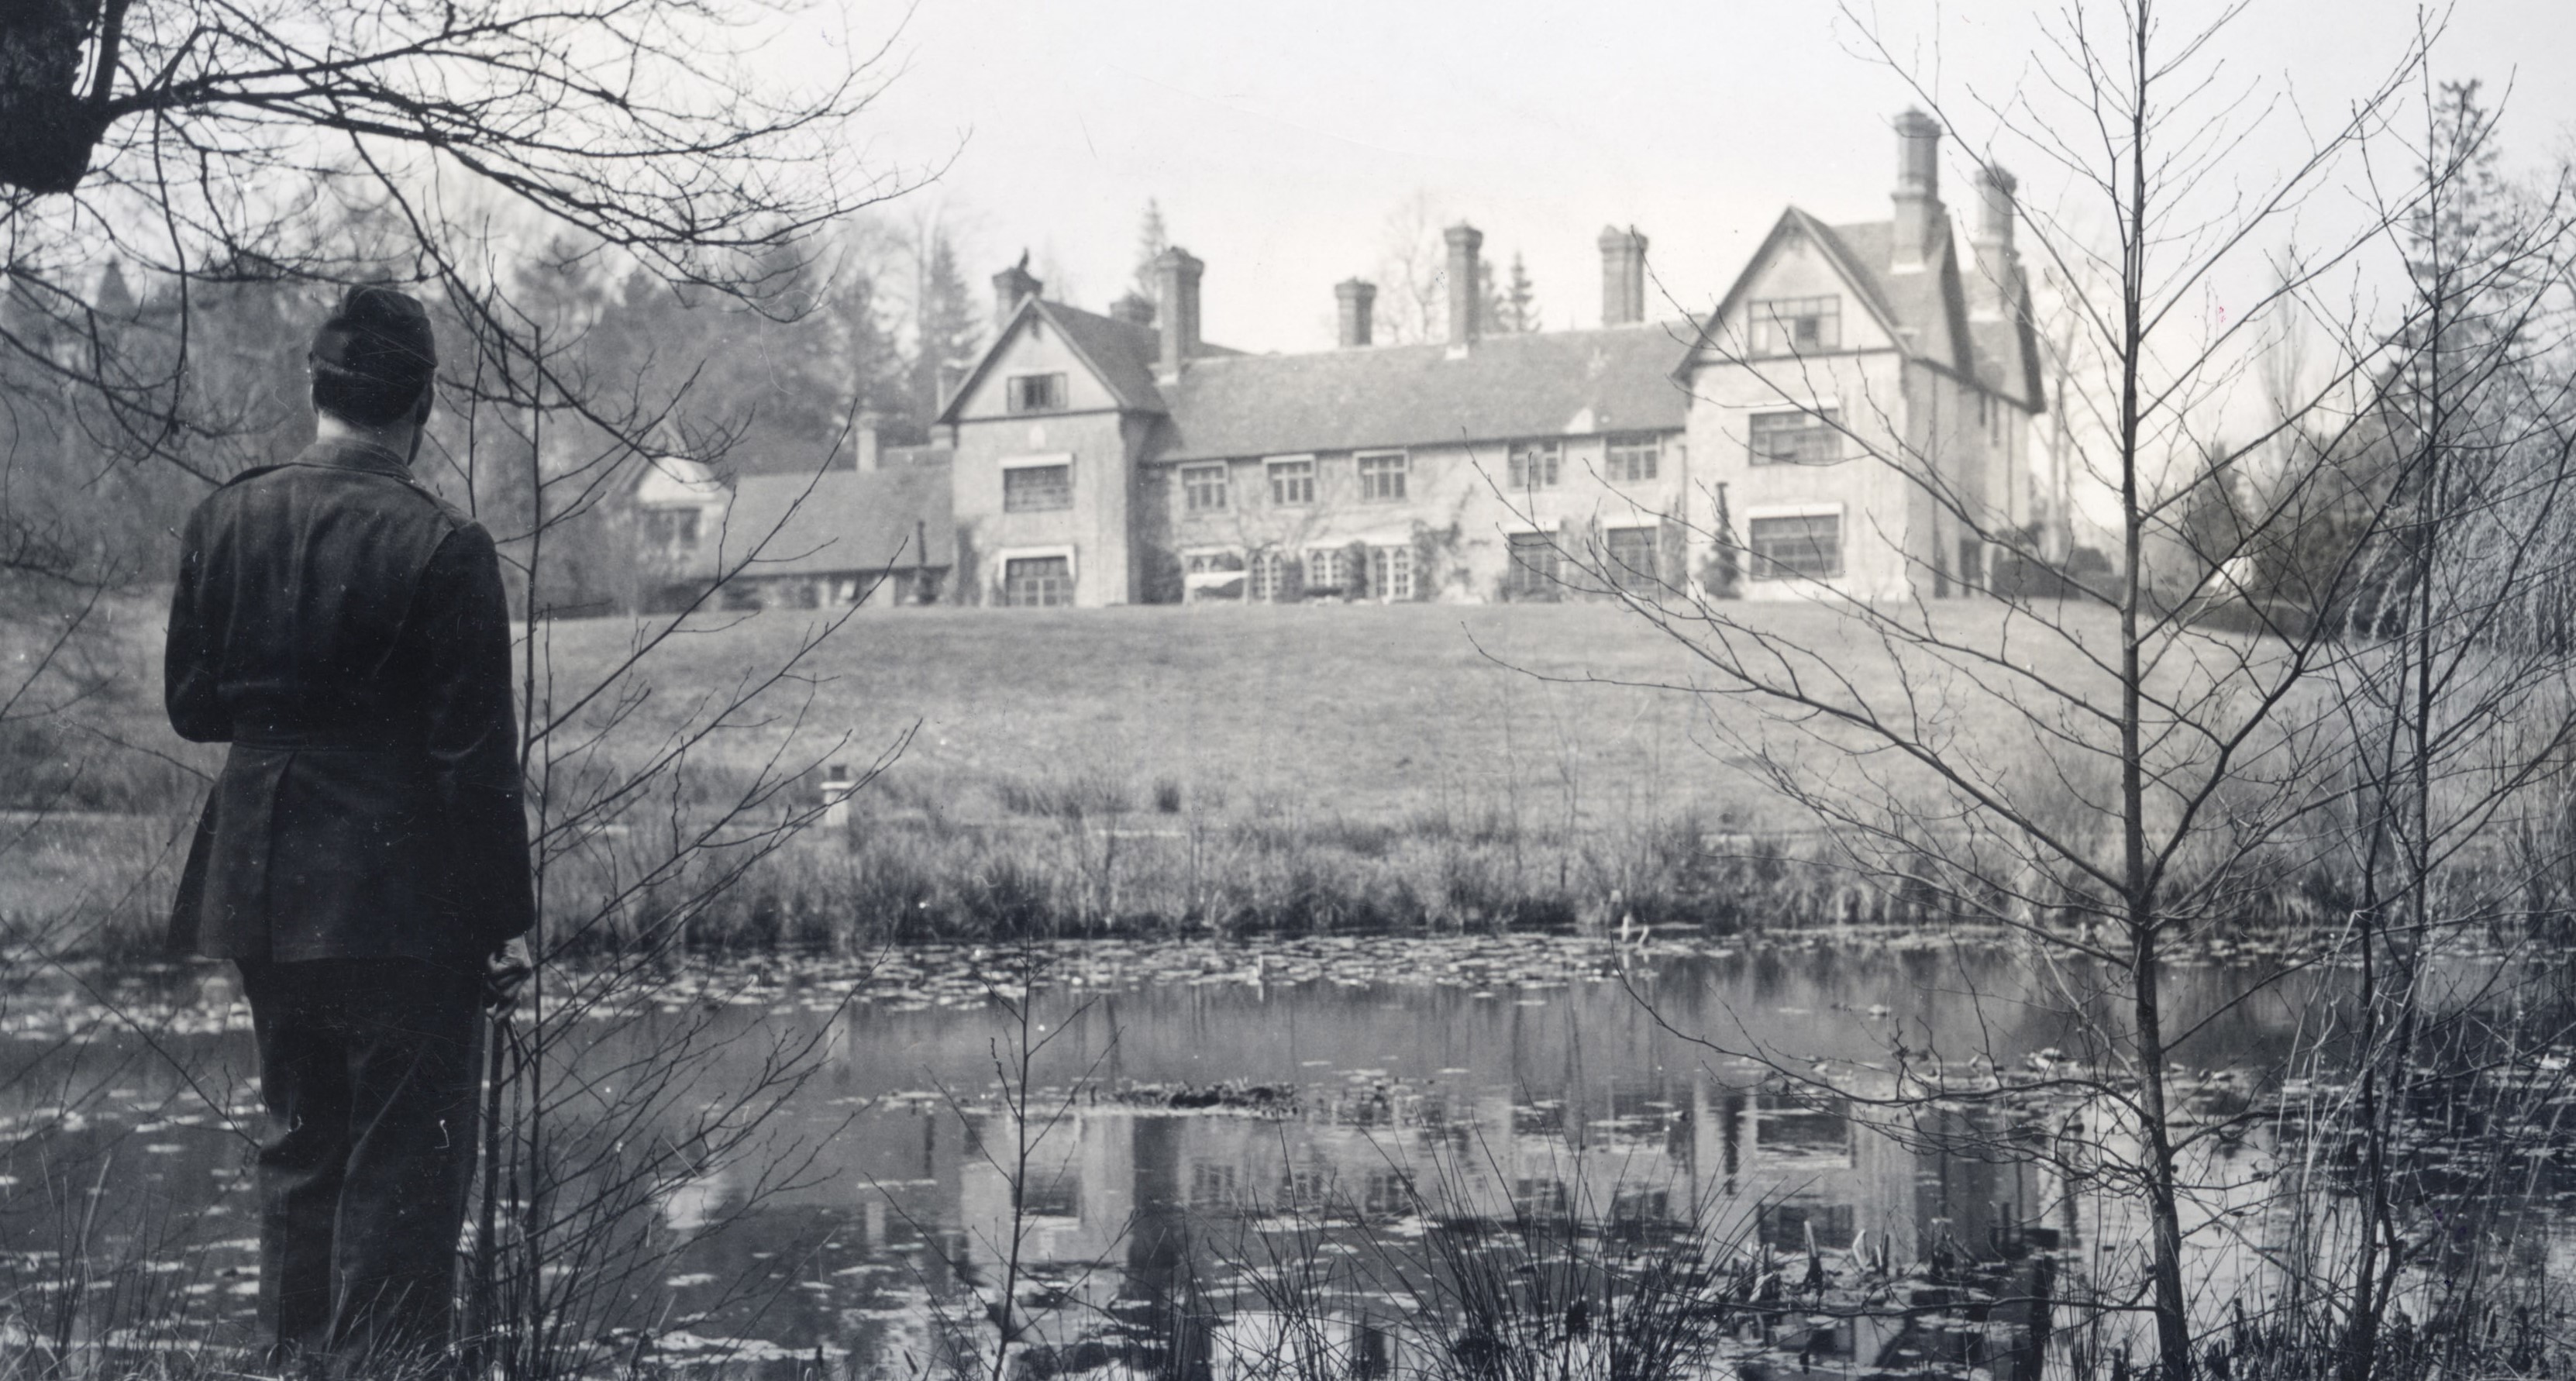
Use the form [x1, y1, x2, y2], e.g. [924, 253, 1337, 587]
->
[166, 436, 532, 962]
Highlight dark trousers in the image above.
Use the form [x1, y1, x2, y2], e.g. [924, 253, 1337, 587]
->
[239, 958, 483, 1376]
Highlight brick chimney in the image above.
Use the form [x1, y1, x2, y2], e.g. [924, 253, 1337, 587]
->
[1598, 225, 1648, 326]
[1335, 278, 1376, 348]
[1153, 246, 1203, 381]
[1445, 223, 1483, 351]
[992, 255, 1042, 329]
[1968, 164, 2019, 322]
[1890, 109, 1944, 273]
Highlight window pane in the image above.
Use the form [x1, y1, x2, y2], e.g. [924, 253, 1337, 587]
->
[1268, 459, 1314, 506]
[1003, 463, 1073, 511]
[1748, 515, 1841, 580]
[1605, 527, 1658, 592]
[1748, 410, 1842, 465]
[1007, 374, 1066, 414]
[1002, 556, 1074, 606]
[1751, 297, 1841, 356]
[1606, 435, 1659, 483]
[645, 508, 700, 549]
[1369, 544, 1414, 601]
[1303, 547, 1349, 593]
[1357, 453, 1407, 501]
[1507, 439, 1560, 490]
[1505, 532, 1560, 600]
[1182, 463, 1228, 513]
[1248, 549, 1299, 602]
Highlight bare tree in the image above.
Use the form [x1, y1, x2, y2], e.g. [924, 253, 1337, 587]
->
[1373, 191, 1449, 346]
[1527, 9, 2576, 1381]
[2282, 71, 2576, 1381]
[425, 271, 928, 1375]
[1, 0, 934, 532]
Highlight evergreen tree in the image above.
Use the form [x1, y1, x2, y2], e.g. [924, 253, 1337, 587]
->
[832, 266, 910, 434]
[1503, 253, 1540, 332]
[2387, 81, 2576, 646]
[907, 230, 982, 439]
[1131, 199, 1171, 302]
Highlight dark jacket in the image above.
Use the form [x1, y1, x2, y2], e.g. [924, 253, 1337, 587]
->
[165, 437, 535, 961]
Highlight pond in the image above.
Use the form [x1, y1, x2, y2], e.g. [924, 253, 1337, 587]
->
[2, 932, 2561, 1378]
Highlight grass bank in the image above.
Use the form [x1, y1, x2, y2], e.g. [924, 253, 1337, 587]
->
[13, 597, 2564, 955]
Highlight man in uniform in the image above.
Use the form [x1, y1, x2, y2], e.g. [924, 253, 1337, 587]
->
[165, 284, 534, 1377]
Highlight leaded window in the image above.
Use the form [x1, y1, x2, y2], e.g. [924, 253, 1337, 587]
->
[1002, 555, 1074, 605]
[1003, 463, 1073, 511]
[1747, 514, 1841, 580]
[1507, 439, 1560, 490]
[1604, 526, 1659, 593]
[1268, 458, 1314, 506]
[1749, 409, 1843, 465]
[1504, 531, 1560, 600]
[1181, 462, 1228, 513]
[1006, 374, 1066, 413]
[1605, 434, 1661, 483]
[1369, 544, 1414, 601]
[1356, 452, 1408, 502]
[1751, 297, 1841, 356]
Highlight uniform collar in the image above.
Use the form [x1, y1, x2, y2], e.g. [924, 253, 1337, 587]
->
[298, 436, 415, 480]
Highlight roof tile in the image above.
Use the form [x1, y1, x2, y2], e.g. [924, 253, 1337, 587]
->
[723, 461, 954, 576]
[1149, 325, 1694, 463]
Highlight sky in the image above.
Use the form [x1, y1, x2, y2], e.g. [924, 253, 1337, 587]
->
[821, 0, 2576, 357]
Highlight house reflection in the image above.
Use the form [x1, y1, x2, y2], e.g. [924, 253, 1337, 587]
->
[916, 1069, 2059, 1376]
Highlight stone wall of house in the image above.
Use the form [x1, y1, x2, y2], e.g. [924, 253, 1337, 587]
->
[945, 319, 1142, 608]
[1142, 430, 1691, 604]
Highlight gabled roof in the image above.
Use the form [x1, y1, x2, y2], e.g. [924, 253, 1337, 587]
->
[724, 460, 954, 576]
[631, 453, 725, 505]
[1682, 206, 1984, 386]
[1148, 325, 1693, 463]
[935, 297, 1248, 425]
[935, 298, 1159, 424]
[1034, 301, 1169, 413]
[1968, 270, 2047, 412]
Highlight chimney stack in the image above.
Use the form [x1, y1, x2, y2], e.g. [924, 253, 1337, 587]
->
[1444, 223, 1483, 350]
[1598, 225, 1648, 326]
[992, 255, 1042, 328]
[855, 410, 883, 472]
[1975, 165, 2016, 253]
[1154, 246, 1203, 379]
[1335, 278, 1376, 348]
[1968, 164, 2019, 322]
[1890, 109, 1944, 272]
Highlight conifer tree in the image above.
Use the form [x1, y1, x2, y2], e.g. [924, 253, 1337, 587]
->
[1503, 252, 1540, 332]
[907, 231, 982, 438]
[1131, 199, 1171, 302]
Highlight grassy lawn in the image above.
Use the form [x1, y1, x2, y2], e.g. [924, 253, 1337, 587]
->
[531, 598, 2133, 835]
[8, 593, 2163, 946]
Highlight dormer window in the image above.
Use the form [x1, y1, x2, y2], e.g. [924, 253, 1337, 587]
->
[1007, 373, 1066, 414]
[1751, 296, 1841, 356]
[643, 508, 701, 552]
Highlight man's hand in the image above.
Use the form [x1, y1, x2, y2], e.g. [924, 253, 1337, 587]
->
[484, 937, 534, 1014]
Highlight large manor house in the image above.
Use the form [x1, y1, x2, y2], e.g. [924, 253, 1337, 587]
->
[635, 112, 2043, 611]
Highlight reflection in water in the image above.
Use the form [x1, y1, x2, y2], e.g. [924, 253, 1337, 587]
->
[0, 939, 2497, 1376]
